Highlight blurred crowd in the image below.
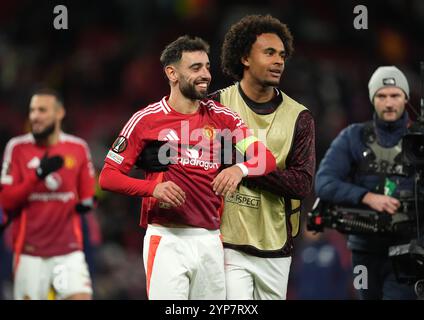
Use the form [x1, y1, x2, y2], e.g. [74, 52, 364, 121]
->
[1, 0, 423, 299]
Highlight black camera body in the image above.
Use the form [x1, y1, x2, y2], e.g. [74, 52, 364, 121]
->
[308, 120, 424, 289]
[307, 197, 416, 237]
[307, 196, 424, 288]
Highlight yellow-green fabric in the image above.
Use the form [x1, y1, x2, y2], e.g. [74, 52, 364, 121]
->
[219, 84, 306, 255]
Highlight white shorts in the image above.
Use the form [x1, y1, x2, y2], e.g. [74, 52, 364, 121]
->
[224, 248, 292, 300]
[143, 224, 226, 300]
[14, 251, 92, 300]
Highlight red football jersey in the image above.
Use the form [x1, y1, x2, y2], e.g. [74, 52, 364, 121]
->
[105, 96, 251, 230]
[1, 133, 96, 257]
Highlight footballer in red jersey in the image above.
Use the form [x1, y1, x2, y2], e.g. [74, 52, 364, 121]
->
[99, 36, 276, 299]
[1, 88, 96, 300]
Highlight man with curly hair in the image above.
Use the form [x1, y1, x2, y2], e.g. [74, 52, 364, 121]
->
[211, 14, 316, 300]
[138, 15, 315, 299]
[100, 35, 277, 299]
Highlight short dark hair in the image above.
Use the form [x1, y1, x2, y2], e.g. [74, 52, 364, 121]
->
[31, 87, 64, 107]
[160, 35, 210, 67]
[221, 15, 294, 81]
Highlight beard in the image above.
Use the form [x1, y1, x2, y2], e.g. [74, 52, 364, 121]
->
[262, 77, 281, 87]
[179, 79, 209, 100]
[32, 122, 56, 141]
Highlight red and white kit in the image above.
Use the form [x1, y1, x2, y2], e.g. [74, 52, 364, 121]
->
[1, 132, 95, 299]
[101, 96, 275, 299]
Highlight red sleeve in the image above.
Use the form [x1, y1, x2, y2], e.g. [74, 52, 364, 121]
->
[77, 142, 96, 201]
[245, 111, 316, 199]
[104, 110, 148, 174]
[1, 140, 38, 211]
[242, 140, 276, 177]
[214, 101, 276, 177]
[100, 110, 161, 197]
[1, 174, 38, 211]
[99, 163, 159, 197]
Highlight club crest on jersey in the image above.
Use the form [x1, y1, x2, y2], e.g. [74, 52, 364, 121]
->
[64, 155, 76, 169]
[112, 136, 128, 153]
[203, 125, 216, 140]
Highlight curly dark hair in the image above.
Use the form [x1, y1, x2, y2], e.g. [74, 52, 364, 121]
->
[221, 15, 294, 81]
[160, 35, 210, 67]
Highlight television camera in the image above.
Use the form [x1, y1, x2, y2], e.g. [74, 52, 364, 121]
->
[307, 62, 424, 298]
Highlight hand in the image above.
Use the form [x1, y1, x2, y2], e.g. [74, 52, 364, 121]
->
[361, 192, 400, 215]
[153, 181, 186, 207]
[75, 197, 97, 215]
[36, 153, 64, 179]
[135, 140, 169, 172]
[211, 165, 244, 197]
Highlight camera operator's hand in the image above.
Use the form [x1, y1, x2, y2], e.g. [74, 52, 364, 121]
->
[36, 153, 64, 179]
[361, 192, 400, 215]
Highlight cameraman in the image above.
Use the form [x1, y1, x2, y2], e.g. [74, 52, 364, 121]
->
[315, 66, 416, 299]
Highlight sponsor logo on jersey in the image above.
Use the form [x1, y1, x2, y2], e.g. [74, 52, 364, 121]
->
[29, 191, 75, 202]
[226, 192, 261, 209]
[178, 146, 219, 171]
[107, 150, 124, 164]
[112, 136, 128, 153]
[45, 173, 62, 191]
[185, 147, 200, 159]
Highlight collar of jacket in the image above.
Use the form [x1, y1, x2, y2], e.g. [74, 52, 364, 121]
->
[373, 111, 409, 148]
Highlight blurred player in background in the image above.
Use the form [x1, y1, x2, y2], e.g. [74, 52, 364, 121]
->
[1, 88, 96, 300]
[99, 35, 276, 299]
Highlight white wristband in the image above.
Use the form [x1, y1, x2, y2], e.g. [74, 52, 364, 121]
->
[235, 163, 249, 177]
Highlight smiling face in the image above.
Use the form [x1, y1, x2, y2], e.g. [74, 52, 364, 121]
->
[242, 33, 286, 87]
[373, 87, 407, 122]
[29, 94, 64, 140]
[172, 50, 211, 100]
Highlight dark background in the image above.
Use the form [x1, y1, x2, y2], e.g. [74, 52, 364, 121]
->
[0, 0, 423, 299]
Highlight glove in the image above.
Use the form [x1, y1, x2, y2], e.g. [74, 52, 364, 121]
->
[75, 197, 97, 215]
[36, 153, 64, 179]
[135, 140, 169, 172]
